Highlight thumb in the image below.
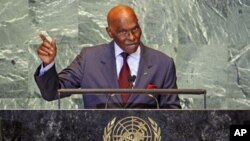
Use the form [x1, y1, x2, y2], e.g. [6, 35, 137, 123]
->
[51, 38, 57, 48]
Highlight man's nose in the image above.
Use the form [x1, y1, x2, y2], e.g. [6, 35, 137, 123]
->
[127, 31, 135, 41]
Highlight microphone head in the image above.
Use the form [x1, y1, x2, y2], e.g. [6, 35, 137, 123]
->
[128, 75, 136, 83]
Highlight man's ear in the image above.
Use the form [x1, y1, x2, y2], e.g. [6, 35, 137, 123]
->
[106, 27, 113, 38]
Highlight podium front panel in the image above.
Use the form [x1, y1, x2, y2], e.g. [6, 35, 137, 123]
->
[0, 110, 249, 140]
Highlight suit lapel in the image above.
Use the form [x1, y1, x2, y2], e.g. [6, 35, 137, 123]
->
[134, 46, 153, 88]
[125, 44, 153, 107]
[99, 41, 123, 106]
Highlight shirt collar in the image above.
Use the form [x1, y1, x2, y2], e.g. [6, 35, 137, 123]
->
[114, 42, 141, 59]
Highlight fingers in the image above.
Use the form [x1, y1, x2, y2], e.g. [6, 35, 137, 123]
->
[37, 47, 50, 56]
[39, 34, 49, 42]
[38, 45, 53, 56]
[39, 33, 56, 49]
[39, 34, 55, 47]
[38, 38, 57, 57]
[37, 34, 57, 65]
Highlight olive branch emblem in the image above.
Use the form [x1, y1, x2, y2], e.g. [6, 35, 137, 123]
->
[103, 117, 116, 141]
[148, 117, 161, 141]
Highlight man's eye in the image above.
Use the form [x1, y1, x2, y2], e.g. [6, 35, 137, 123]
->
[119, 31, 127, 35]
[132, 27, 138, 32]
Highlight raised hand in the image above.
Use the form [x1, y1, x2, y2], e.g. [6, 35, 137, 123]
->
[37, 34, 57, 66]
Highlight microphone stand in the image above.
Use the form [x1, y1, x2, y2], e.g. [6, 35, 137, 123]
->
[124, 75, 160, 109]
[105, 75, 136, 109]
[105, 93, 114, 109]
[147, 93, 160, 109]
[105, 75, 160, 109]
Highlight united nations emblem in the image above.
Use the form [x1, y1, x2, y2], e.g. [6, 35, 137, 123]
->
[103, 116, 161, 141]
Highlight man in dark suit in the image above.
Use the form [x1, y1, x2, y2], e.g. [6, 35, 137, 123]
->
[34, 5, 181, 109]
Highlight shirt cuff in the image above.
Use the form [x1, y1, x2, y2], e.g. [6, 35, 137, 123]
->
[39, 61, 55, 76]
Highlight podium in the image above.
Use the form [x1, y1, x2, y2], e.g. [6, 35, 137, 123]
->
[3, 89, 249, 140]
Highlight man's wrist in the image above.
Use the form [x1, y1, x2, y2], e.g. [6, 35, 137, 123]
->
[39, 61, 55, 76]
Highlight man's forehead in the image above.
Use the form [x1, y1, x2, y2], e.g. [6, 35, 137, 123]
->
[107, 5, 137, 23]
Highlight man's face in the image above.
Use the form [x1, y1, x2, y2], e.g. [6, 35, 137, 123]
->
[107, 16, 142, 54]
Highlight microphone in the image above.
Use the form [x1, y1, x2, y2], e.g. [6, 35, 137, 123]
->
[105, 75, 136, 109]
[128, 75, 136, 88]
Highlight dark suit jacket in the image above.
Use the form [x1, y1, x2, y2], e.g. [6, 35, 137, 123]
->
[34, 41, 181, 109]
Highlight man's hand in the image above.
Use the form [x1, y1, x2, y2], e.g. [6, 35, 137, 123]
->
[37, 34, 57, 66]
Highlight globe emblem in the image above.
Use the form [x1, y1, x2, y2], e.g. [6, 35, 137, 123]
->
[112, 116, 153, 141]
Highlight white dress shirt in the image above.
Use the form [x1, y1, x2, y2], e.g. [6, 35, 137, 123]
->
[114, 42, 140, 79]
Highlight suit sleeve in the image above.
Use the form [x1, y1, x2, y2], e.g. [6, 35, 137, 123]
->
[34, 48, 86, 101]
[34, 64, 61, 101]
[159, 58, 181, 109]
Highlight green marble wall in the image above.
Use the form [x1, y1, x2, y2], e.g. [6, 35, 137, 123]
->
[0, 0, 250, 109]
